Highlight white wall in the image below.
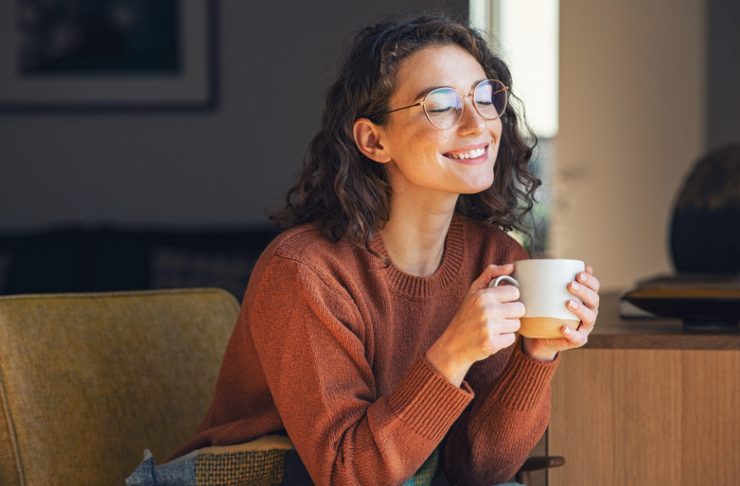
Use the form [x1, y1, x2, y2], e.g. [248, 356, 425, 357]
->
[553, 0, 706, 290]
[0, 0, 465, 230]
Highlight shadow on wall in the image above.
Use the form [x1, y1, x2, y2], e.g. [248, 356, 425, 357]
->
[0, 225, 279, 298]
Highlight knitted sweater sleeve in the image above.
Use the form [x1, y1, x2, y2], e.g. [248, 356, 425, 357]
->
[438, 237, 560, 485]
[441, 341, 559, 485]
[247, 255, 473, 486]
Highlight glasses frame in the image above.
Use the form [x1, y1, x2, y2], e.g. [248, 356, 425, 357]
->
[384, 78, 509, 129]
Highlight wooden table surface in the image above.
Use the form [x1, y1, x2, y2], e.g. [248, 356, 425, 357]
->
[585, 291, 740, 350]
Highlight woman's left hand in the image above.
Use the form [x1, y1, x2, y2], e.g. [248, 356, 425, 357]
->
[522, 265, 600, 361]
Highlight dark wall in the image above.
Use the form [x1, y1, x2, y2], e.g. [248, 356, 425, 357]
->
[0, 0, 466, 230]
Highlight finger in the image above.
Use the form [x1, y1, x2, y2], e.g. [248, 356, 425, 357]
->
[482, 284, 520, 303]
[487, 331, 518, 352]
[470, 263, 515, 293]
[568, 281, 600, 310]
[566, 299, 597, 334]
[586, 265, 594, 275]
[562, 325, 588, 347]
[498, 301, 526, 319]
[480, 303, 523, 325]
[487, 318, 521, 334]
[576, 270, 600, 293]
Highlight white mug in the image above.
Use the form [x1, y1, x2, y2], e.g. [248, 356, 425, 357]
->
[491, 259, 585, 338]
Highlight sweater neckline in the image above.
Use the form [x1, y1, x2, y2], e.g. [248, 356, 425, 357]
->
[369, 214, 465, 299]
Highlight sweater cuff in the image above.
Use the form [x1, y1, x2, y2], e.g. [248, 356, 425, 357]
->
[490, 341, 559, 411]
[387, 357, 473, 440]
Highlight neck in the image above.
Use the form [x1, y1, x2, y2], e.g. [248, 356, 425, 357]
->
[379, 191, 458, 277]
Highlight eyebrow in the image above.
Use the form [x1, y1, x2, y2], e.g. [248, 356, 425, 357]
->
[411, 86, 443, 102]
[410, 79, 487, 102]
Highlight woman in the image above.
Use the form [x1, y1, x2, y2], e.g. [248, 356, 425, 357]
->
[161, 15, 599, 486]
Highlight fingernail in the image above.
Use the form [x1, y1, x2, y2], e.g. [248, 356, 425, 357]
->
[563, 326, 572, 334]
[571, 282, 580, 291]
[568, 300, 579, 309]
[578, 273, 588, 282]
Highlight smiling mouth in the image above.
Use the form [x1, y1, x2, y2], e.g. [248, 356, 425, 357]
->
[443, 145, 488, 160]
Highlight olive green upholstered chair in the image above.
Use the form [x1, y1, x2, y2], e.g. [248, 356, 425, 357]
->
[0, 288, 239, 486]
[0, 288, 563, 486]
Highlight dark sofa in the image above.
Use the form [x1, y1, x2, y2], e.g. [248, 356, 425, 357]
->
[0, 225, 280, 299]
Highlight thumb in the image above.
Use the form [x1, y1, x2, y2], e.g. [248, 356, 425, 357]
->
[469, 263, 515, 293]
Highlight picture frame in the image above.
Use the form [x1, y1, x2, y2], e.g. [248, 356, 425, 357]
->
[0, 0, 218, 112]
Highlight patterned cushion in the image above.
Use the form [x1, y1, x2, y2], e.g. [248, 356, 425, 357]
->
[126, 435, 441, 486]
[195, 436, 295, 485]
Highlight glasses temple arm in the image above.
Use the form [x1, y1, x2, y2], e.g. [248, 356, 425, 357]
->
[384, 101, 424, 114]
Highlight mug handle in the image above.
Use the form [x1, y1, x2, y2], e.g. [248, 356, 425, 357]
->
[490, 275, 519, 287]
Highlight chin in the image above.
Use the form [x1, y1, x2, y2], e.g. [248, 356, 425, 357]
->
[459, 178, 495, 195]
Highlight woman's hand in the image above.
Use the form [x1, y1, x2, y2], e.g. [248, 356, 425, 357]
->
[522, 265, 601, 361]
[425, 264, 525, 386]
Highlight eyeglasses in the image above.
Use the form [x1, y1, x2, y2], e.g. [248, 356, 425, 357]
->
[384, 79, 508, 130]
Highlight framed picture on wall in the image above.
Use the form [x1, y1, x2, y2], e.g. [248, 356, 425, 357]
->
[0, 0, 218, 112]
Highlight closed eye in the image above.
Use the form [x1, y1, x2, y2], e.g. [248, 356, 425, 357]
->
[427, 106, 454, 113]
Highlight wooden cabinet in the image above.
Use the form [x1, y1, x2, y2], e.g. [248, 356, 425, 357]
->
[547, 293, 740, 485]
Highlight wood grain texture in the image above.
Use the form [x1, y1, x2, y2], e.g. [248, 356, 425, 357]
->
[549, 349, 740, 485]
[680, 351, 740, 483]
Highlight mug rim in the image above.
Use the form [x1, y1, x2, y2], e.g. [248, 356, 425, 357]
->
[515, 258, 584, 265]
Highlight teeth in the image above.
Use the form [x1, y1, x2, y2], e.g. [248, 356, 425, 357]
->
[446, 147, 486, 160]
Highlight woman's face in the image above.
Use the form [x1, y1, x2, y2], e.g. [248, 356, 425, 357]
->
[379, 44, 503, 201]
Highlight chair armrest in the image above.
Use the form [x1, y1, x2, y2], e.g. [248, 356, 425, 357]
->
[515, 455, 566, 484]
[519, 455, 565, 472]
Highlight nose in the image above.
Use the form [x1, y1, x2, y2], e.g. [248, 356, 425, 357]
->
[457, 95, 487, 135]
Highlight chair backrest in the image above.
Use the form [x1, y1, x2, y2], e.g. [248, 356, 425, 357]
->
[0, 288, 239, 485]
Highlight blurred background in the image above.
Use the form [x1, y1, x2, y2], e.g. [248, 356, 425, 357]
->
[0, 0, 737, 298]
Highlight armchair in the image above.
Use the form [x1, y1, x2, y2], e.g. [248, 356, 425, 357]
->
[0, 289, 237, 485]
[0, 289, 562, 485]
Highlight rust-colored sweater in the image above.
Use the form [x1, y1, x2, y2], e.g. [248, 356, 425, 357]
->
[172, 214, 559, 485]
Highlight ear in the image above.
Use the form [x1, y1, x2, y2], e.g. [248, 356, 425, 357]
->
[352, 118, 391, 164]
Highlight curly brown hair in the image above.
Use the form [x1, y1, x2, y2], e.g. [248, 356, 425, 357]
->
[270, 14, 540, 248]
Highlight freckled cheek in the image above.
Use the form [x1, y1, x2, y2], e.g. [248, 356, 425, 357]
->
[405, 130, 448, 158]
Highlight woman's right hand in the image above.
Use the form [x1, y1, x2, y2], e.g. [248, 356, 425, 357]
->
[425, 264, 525, 387]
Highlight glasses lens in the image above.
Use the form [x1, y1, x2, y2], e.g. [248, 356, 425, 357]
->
[474, 79, 508, 119]
[423, 88, 463, 129]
